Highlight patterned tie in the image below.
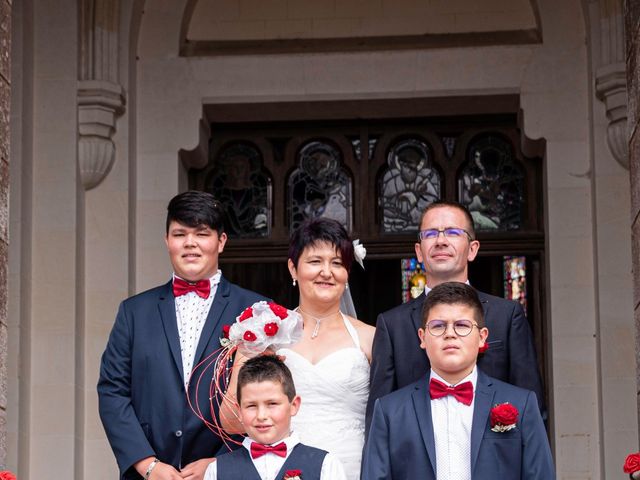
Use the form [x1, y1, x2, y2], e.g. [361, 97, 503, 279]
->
[250, 441, 287, 459]
[172, 277, 210, 299]
[429, 378, 474, 406]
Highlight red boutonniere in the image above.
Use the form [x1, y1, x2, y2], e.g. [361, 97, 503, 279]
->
[219, 324, 232, 347]
[0, 471, 17, 480]
[624, 452, 640, 475]
[490, 402, 519, 432]
[283, 469, 302, 480]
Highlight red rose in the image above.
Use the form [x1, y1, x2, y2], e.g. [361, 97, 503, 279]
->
[222, 324, 231, 339]
[624, 452, 640, 474]
[284, 470, 302, 479]
[268, 302, 288, 320]
[243, 330, 257, 342]
[490, 403, 519, 427]
[478, 342, 489, 354]
[0, 471, 17, 480]
[264, 322, 279, 337]
[238, 306, 253, 322]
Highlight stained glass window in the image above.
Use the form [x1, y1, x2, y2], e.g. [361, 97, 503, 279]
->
[441, 136, 456, 159]
[458, 135, 524, 231]
[206, 142, 271, 238]
[504, 255, 527, 311]
[401, 258, 427, 303]
[288, 140, 352, 232]
[350, 136, 379, 161]
[380, 138, 441, 233]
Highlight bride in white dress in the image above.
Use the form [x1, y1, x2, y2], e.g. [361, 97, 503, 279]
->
[279, 217, 375, 480]
[219, 218, 374, 480]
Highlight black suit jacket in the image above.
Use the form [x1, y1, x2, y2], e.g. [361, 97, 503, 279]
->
[366, 290, 544, 433]
[98, 277, 266, 479]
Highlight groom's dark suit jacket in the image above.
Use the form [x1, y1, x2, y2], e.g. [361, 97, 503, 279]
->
[362, 371, 555, 480]
[98, 277, 265, 479]
[367, 290, 544, 433]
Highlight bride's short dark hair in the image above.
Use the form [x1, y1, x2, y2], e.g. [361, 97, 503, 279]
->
[288, 217, 354, 272]
[237, 356, 297, 403]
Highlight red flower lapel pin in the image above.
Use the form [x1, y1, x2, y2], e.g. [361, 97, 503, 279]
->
[490, 402, 519, 432]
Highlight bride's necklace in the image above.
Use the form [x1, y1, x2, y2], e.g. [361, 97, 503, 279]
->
[297, 307, 340, 339]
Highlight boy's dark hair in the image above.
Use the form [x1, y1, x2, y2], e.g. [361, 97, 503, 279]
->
[288, 217, 354, 272]
[422, 282, 484, 328]
[419, 201, 476, 240]
[237, 355, 296, 404]
[166, 190, 226, 234]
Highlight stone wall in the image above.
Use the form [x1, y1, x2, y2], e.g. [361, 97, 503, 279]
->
[0, 0, 9, 469]
[187, 0, 536, 40]
[626, 0, 640, 428]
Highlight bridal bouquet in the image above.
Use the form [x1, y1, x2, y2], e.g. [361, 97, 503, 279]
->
[221, 301, 303, 357]
[187, 301, 302, 448]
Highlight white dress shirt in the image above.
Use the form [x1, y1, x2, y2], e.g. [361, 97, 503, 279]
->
[430, 368, 477, 480]
[174, 270, 221, 384]
[203, 432, 347, 480]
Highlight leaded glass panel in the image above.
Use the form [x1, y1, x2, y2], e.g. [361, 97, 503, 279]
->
[401, 257, 427, 303]
[504, 255, 527, 312]
[288, 140, 352, 231]
[441, 136, 456, 159]
[458, 135, 524, 230]
[380, 138, 440, 233]
[349, 136, 379, 161]
[206, 142, 271, 238]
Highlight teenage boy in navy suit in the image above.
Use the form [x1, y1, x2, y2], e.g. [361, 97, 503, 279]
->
[204, 355, 346, 480]
[363, 282, 554, 480]
[98, 191, 266, 480]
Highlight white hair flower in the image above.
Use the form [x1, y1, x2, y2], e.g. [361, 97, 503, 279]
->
[353, 239, 366, 269]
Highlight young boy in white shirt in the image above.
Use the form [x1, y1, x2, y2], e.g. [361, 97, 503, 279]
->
[205, 355, 346, 480]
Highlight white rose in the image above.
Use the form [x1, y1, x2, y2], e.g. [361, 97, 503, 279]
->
[353, 239, 366, 269]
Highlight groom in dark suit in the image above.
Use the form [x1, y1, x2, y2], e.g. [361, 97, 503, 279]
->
[98, 191, 265, 480]
[362, 282, 554, 480]
[367, 201, 544, 432]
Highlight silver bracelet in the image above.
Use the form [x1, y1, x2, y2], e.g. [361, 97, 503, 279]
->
[144, 458, 159, 480]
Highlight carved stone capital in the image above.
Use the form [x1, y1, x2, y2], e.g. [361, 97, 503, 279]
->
[596, 63, 629, 169]
[77, 80, 125, 189]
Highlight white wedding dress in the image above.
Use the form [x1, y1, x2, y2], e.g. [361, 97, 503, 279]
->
[278, 314, 370, 480]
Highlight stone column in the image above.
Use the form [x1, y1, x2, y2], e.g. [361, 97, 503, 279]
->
[625, 0, 640, 430]
[0, 0, 9, 469]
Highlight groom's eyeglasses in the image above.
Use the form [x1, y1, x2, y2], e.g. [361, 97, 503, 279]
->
[418, 227, 472, 241]
[426, 319, 479, 337]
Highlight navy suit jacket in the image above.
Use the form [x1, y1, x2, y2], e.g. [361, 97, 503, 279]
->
[367, 290, 544, 433]
[97, 277, 266, 479]
[362, 371, 555, 480]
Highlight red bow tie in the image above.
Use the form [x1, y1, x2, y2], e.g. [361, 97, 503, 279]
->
[429, 378, 474, 406]
[172, 278, 211, 299]
[250, 441, 287, 459]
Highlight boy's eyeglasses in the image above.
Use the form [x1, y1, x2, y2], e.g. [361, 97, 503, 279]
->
[426, 319, 479, 337]
[418, 228, 472, 241]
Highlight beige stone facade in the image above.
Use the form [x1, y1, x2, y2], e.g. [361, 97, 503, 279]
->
[3, 0, 640, 478]
[627, 0, 640, 446]
[0, 0, 8, 470]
